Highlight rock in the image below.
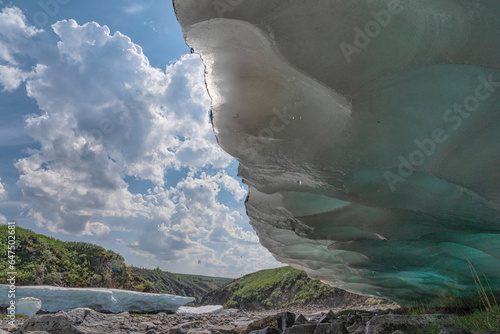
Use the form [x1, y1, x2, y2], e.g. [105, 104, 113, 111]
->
[347, 323, 360, 332]
[283, 324, 318, 334]
[284, 322, 346, 334]
[318, 310, 337, 323]
[390, 331, 406, 334]
[139, 321, 157, 330]
[16, 298, 42, 317]
[244, 317, 279, 334]
[18, 308, 132, 334]
[244, 312, 295, 333]
[295, 314, 308, 324]
[439, 323, 473, 334]
[314, 322, 348, 334]
[207, 325, 238, 334]
[361, 314, 374, 323]
[169, 321, 202, 334]
[347, 314, 362, 327]
[19, 314, 82, 334]
[277, 312, 296, 331]
[352, 325, 366, 334]
[249, 326, 281, 334]
[366, 314, 455, 334]
[1, 319, 17, 332]
[234, 317, 253, 326]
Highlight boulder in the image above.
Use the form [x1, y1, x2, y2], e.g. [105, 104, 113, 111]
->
[244, 317, 279, 334]
[18, 308, 132, 334]
[249, 327, 281, 334]
[319, 310, 337, 323]
[284, 322, 346, 334]
[283, 324, 318, 334]
[315, 322, 348, 334]
[244, 312, 295, 333]
[294, 314, 308, 325]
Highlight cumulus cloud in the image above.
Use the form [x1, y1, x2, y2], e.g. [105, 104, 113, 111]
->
[83, 222, 111, 239]
[0, 178, 7, 201]
[0, 7, 282, 276]
[218, 244, 285, 277]
[0, 178, 7, 225]
[0, 65, 27, 91]
[0, 6, 41, 65]
[7, 17, 232, 233]
[134, 172, 251, 264]
[0, 7, 40, 91]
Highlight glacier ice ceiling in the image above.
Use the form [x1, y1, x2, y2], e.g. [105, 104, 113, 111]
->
[173, 0, 500, 304]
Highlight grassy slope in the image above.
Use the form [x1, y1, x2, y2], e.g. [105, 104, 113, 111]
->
[0, 225, 147, 290]
[200, 266, 370, 310]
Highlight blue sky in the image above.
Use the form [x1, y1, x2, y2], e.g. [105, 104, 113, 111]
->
[0, 0, 281, 277]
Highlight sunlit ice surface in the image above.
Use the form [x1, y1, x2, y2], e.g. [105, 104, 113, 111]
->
[174, 0, 500, 304]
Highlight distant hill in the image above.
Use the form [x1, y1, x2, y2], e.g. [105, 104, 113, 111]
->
[0, 226, 229, 301]
[130, 267, 232, 302]
[199, 266, 373, 310]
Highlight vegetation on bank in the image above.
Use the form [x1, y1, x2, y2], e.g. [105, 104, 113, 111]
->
[0, 226, 146, 290]
[200, 266, 371, 310]
[0, 226, 229, 299]
[130, 266, 232, 302]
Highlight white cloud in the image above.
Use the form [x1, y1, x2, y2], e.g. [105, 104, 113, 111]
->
[134, 172, 252, 265]
[0, 65, 27, 91]
[0, 7, 281, 277]
[0, 7, 40, 91]
[0, 176, 10, 226]
[7, 18, 233, 234]
[123, 4, 149, 14]
[0, 7, 41, 65]
[0, 178, 7, 201]
[218, 245, 284, 277]
[84, 221, 111, 239]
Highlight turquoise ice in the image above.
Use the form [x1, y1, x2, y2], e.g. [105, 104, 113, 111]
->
[174, 0, 500, 304]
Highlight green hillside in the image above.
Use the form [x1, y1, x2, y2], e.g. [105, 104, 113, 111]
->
[0, 226, 150, 291]
[130, 267, 232, 301]
[199, 266, 371, 310]
[0, 226, 229, 299]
